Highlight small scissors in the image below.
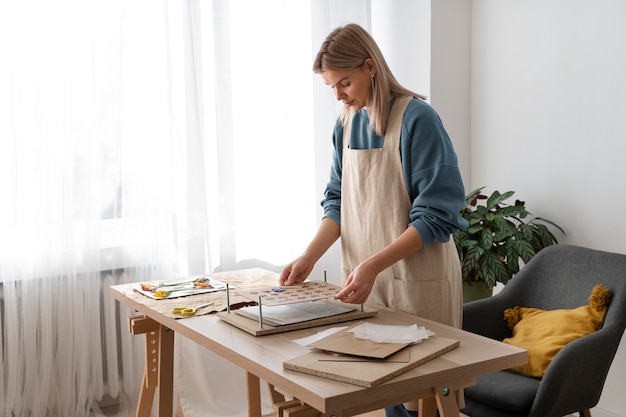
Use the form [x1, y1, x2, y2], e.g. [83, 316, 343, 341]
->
[171, 302, 213, 317]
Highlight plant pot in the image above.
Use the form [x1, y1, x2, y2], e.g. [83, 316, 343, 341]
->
[463, 282, 493, 303]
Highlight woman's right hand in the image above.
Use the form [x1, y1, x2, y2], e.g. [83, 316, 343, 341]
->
[279, 217, 340, 286]
[279, 256, 315, 286]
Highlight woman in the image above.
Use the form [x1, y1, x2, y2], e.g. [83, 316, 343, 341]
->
[279, 23, 468, 416]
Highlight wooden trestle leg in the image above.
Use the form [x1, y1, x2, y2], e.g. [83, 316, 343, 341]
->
[129, 316, 175, 417]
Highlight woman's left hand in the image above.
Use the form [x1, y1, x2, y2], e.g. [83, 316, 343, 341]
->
[334, 263, 378, 304]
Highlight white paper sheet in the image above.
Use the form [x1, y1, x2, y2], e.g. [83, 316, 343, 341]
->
[348, 323, 434, 343]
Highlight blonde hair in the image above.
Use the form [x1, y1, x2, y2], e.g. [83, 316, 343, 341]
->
[313, 23, 427, 136]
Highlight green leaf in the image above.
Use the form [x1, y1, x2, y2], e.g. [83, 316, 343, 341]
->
[518, 223, 535, 242]
[479, 228, 493, 250]
[492, 217, 517, 241]
[534, 223, 559, 247]
[498, 205, 529, 219]
[511, 239, 536, 263]
[459, 238, 479, 249]
[480, 251, 509, 287]
[533, 217, 566, 235]
[505, 240, 531, 273]
[464, 244, 483, 263]
[465, 187, 485, 208]
[461, 245, 484, 282]
[506, 251, 520, 276]
[486, 190, 515, 210]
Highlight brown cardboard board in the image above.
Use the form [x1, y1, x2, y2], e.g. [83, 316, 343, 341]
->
[306, 322, 411, 359]
[317, 347, 411, 363]
[283, 336, 460, 387]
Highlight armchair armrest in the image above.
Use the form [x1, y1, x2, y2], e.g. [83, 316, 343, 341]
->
[462, 296, 512, 341]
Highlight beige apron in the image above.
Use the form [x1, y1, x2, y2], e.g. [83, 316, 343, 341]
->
[340, 96, 463, 411]
[340, 95, 462, 327]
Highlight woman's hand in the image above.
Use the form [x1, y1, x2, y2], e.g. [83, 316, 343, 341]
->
[335, 226, 424, 304]
[279, 256, 315, 286]
[334, 262, 378, 304]
[279, 218, 341, 286]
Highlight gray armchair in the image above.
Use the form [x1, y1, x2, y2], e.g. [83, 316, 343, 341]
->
[461, 244, 626, 417]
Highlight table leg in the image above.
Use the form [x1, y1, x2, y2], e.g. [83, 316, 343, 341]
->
[157, 324, 174, 417]
[267, 383, 286, 405]
[433, 386, 460, 417]
[129, 317, 175, 417]
[419, 397, 438, 417]
[136, 369, 156, 417]
[246, 372, 262, 417]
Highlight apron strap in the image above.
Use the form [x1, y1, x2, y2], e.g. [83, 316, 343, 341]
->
[383, 96, 413, 149]
[342, 96, 413, 151]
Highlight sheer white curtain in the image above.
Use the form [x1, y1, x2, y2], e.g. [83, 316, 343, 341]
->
[0, 0, 369, 416]
[176, 2, 316, 416]
[176, 3, 370, 416]
[1, 1, 194, 415]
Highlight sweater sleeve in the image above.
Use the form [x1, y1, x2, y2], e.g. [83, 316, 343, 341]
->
[401, 100, 469, 245]
[320, 120, 343, 226]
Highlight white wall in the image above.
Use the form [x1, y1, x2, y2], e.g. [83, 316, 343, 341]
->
[430, 0, 471, 183]
[310, 2, 626, 414]
[471, 1, 626, 415]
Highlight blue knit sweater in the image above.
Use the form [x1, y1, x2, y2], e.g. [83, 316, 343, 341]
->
[321, 98, 469, 246]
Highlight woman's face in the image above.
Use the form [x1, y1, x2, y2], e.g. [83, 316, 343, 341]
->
[321, 64, 373, 111]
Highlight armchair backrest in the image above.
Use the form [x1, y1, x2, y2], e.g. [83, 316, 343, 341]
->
[464, 245, 626, 343]
[496, 245, 626, 332]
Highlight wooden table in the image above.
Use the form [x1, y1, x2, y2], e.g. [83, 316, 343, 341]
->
[110, 275, 526, 417]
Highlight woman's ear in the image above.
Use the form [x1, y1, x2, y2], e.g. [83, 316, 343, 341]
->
[365, 58, 376, 77]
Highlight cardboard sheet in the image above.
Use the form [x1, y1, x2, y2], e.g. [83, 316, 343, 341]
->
[317, 348, 411, 363]
[306, 322, 411, 359]
[284, 336, 460, 387]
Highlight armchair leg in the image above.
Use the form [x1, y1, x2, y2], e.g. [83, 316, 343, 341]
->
[579, 410, 591, 417]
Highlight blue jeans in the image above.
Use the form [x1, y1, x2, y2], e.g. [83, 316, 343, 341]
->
[384, 405, 418, 417]
[384, 405, 440, 417]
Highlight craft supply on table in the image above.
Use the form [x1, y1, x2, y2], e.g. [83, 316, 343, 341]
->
[123, 268, 281, 319]
[235, 300, 355, 326]
[171, 302, 214, 317]
[304, 322, 418, 359]
[283, 326, 460, 387]
[235, 280, 341, 306]
[134, 276, 229, 300]
[218, 279, 379, 335]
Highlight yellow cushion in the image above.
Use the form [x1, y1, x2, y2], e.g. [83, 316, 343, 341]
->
[502, 284, 611, 378]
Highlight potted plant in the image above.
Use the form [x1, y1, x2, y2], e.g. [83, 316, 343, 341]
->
[454, 187, 565, 302]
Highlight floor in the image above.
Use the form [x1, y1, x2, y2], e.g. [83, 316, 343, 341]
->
[354, 411, 468, 417]
[100, 403, 575, 417]
[98, 393, 575, 417]
[99, 405, 466, 417]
